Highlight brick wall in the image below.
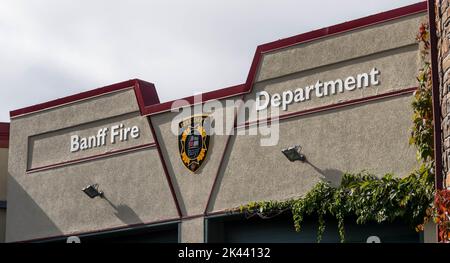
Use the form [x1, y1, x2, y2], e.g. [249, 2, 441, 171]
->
[436, 0, 450, 188]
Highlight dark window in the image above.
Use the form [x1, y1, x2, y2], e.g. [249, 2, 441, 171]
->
[43, 222, 179, 243]
[206, 213, 420, 243]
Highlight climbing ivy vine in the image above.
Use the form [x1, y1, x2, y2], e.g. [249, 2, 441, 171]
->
[411, 23, 434, 163]
[237, 23, 436, 243]
[238, 169, 434, 243]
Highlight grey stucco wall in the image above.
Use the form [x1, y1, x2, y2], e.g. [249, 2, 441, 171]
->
[246, 44, 419, 123]
[6, 88, 179, 242]
[8, 88, 139, 177]
[150, 100, 239, 216]
[0, 148, 7, 243]
[5, 11, 427, 243]
[210, 94, 416, 212]
[181, 217, 204, 243]
[7, 148, 179, 242]
[257, 13, 423, 82]
[28, 112, 153, 170]
[0, 148, 7, 201]
[203, 13, 426, 213]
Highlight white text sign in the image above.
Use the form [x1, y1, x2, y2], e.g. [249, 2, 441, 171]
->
[70, 124, 140, 152]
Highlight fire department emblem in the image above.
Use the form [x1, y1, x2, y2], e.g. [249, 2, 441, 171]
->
[178, 115, 211, 172]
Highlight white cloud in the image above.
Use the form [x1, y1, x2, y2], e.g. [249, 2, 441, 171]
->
[0, 0, 421, 121]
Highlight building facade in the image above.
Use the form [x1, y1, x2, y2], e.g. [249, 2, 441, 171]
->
[0, 123, 8, 242]
[3, 2, 438, 243]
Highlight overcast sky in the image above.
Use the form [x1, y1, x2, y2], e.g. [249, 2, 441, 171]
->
[0, 0, 421, 122]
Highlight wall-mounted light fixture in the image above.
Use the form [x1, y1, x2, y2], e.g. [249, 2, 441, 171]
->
[281, 145, 306, 162]
[82, 184, 104, 199]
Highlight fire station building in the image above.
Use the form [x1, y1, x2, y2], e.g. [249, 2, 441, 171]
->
[0, 2, 438, 242]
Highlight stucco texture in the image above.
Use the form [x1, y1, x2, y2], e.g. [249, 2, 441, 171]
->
[6, 89, 179, 242]
[246, 45, 419, 123]
[0, 148, 6, 243]
[150, 100, 240, 216]
[7, 148, 179, 242]
[181, 217, 204, 243]
[210, 94, 417, 212]
[257, 13, 424, 82]
[0, 148, 7, 200]
[28, 112, 153, 170]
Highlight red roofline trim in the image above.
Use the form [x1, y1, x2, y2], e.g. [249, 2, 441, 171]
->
[141, 1, 427, 116]
[9, 2, 427, 119]
[0, 122, 10, 148]
[10, 79, 159, 118]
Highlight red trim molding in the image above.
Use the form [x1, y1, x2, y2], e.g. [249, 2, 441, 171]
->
[0, 122, 9, 148]
[204, 95, 245, 215]
[10, 79, 160, 118]
[8, 2, 426, 119]
[141, 84, 247, 116]
[141, 1, 427, 116]
[257, 2, 427, 54]
[206, 209, 234, 218]
[181, 214, 205, 221]
[248, 2, 426, 85]
[147, 117, 183, 218]
[27, 143, 157, 174]
[180, 210, 237, 221]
